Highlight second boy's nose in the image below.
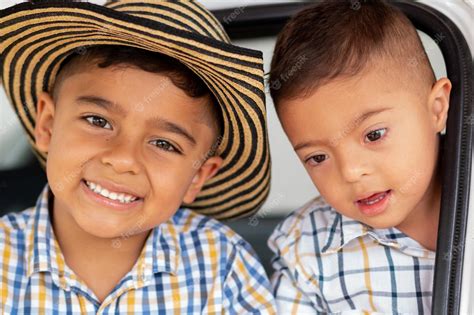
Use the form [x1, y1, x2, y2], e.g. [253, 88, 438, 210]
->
[336, 147, 370, 183]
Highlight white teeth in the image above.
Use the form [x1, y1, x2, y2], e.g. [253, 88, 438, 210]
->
[100, 188, 110, 198]
[85, 180, 138, 204]
[118, 194, 125, 203]
[363, 193, 386, 205]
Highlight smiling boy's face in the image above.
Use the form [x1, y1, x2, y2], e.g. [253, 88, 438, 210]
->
[34, 64, 222, 239]
[277, 61, 451, 231]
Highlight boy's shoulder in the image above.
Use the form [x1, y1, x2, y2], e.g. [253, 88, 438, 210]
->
[160, 208, 269, 284]
[166, 207, 254, 252]
[269, 195, 338, 239]
[0, 208, 36, 265]
[272, 195, 335, 233]
[0, 207, 36, 237]
[268, 196, 363, 255]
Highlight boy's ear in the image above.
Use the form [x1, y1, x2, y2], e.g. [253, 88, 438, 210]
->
[427, 77, 451, 133]
[183, 156, 223, 204]
[34, 91, 56, 153]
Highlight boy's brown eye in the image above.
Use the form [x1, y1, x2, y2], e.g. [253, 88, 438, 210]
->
[84, 115, 112, 130]
[307, 154, 328, 166]
[365, 128, 387, 142]
[150, 139, 179, 153]
[313, 155, 327, 163]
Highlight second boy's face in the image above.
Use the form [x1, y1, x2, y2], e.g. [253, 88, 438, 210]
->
[35, 65, 222, 239]
[278, 63, 451, 231]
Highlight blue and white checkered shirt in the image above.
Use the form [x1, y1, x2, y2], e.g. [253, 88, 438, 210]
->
[0, 185, 276, 314]
[268, 196, 435, 314]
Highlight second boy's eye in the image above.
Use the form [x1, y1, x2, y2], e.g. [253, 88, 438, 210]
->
[364, 128, 387, 143]
[307, 154, 328, 166]
[84, 115, 112, 130]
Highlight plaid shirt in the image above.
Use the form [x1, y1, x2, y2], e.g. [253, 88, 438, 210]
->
[268, 196, 435, 315]
[0, 185, 276, 314]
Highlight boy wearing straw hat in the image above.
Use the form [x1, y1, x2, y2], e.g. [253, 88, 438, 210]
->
[267, 1, 451, 314]
[0, 1, 275, 313]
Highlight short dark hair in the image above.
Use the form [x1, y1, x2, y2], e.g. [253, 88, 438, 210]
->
[53, 45, 222, 139]
[269, 0, 436, 106]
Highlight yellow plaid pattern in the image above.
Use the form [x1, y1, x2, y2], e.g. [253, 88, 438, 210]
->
[0, 185, 276, 314]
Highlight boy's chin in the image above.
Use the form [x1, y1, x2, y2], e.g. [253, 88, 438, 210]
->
[78, 221, 150, 245]
[75, 219, 129, 239]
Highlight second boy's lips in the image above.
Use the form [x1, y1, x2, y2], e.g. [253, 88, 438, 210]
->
[82, 178, 145, 199]
[355, 190, 392, 203]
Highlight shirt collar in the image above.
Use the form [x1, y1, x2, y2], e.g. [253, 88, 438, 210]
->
[319, 203, 435, 259]
[25, 184, 180, 291]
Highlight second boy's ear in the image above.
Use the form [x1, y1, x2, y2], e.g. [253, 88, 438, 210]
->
[182, 156, 223, 204]
[34, 91, 56, 153]
[428, 77, 451, 133]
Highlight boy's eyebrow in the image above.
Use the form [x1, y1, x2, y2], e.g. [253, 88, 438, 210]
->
[76, 95, 197, 146]
[76, 95, 126, 115]
[294, 107, 393, 151]
[149, 118, 197, 146]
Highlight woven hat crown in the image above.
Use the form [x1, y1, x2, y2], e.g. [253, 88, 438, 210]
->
[104, 0, 231, 42]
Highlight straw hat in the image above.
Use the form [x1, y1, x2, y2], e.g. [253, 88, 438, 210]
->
[0, 0, 270, 219]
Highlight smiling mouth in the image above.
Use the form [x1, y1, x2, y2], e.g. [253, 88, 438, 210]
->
[82, 179, 141, 204]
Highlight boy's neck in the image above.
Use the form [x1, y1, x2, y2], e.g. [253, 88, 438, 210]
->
[49, 196, 151, 302]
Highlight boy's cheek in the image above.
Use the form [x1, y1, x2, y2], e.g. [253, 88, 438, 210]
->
[44, 133, 96, 194]
[45, 151, 84, 195]
[308, 174, 345, 207]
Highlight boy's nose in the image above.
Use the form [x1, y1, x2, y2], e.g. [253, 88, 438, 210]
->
[100, 138, 141, 175]
[337, 148, 370, 183]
